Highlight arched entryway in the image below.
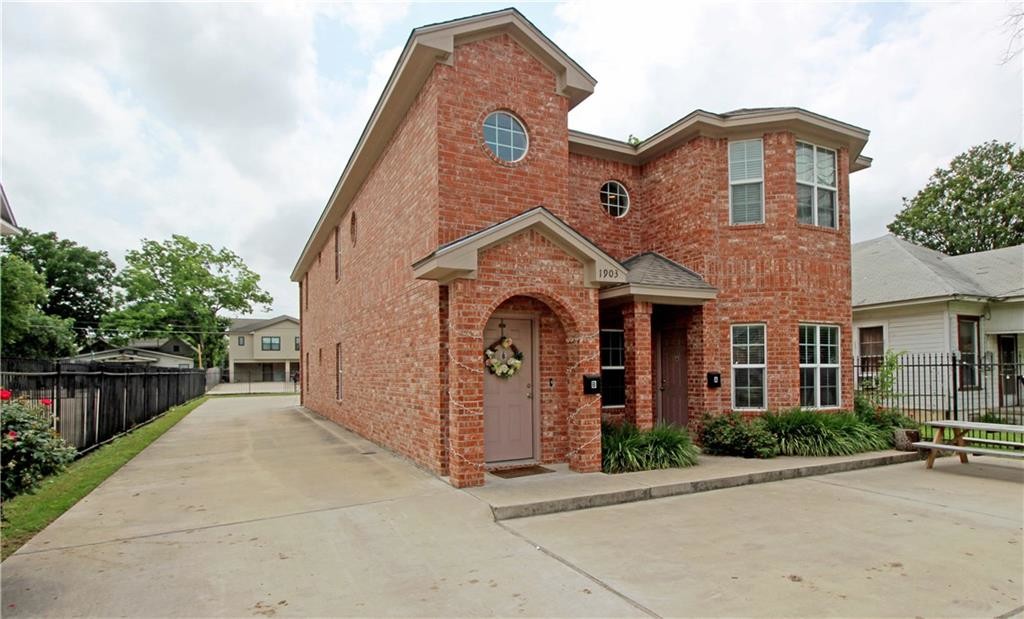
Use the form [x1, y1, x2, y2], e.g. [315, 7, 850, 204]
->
[482, 295, 570, 466]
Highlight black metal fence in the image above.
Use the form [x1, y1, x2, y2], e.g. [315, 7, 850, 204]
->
[854, 353, 1023, 426]
[1, 358, 207, 455]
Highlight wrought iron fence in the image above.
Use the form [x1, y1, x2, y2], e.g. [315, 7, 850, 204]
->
[1, 358, 207, 455]
[854, 353, 1023, 441]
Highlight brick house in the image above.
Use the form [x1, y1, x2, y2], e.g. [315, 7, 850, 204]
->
[292, 9, 872, 487]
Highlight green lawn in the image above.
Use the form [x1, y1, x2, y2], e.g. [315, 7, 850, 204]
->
[1, 396, 209, 560]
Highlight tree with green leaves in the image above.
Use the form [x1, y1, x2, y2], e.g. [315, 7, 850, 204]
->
[887, 141, 1024, 255]
[1, 255, 77, 359]
[1, 229, 117, 344]
[102, 235, 273, 368]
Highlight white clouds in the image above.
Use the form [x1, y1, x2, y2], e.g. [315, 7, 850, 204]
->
[2, 3, 409, 319]
[555, 1, 1021, 241]
[3, 1, 1019, 323]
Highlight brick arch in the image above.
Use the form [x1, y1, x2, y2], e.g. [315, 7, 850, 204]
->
[475, 287, 586, 341]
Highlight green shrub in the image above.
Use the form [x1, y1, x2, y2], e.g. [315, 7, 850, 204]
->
[2, 399, 77, 503]
[978, 411, 1004, 424]
[761, 409, 891, 456]
[601, 422, 699, 473]
[699, 413, 778, 459]
[853, 396, 918, 430]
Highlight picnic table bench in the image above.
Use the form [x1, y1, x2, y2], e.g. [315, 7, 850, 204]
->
[914, 420, 1024, 469]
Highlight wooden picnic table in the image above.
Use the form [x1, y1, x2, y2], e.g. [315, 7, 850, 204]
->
[914, 420, 1024, 469]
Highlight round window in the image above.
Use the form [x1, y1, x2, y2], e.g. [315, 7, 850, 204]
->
[482, 111, 528, 163]
[600, 181, 630, 218]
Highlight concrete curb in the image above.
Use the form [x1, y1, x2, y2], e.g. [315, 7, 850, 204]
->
[491, 451, 921, 520]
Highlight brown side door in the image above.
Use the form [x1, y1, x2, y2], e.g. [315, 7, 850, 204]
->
[659, 328, 688, 426]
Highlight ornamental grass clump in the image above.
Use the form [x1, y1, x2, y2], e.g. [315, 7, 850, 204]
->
[760, 408, 891, 457]
[601, 422, 699, 473]
[1, 396, 77, 504]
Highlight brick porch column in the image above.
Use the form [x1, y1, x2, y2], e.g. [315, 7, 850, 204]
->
[446, 289, 485, 488]
[567, 325, 602, 473]
[623, 301, 654, 429]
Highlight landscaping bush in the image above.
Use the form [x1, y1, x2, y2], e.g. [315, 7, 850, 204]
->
[761, 408, 891, 457]
[601, 422, 699, 473]
[699, 413, 778, 459]
[1, 398, 77, 503]
[854, 395, 918, 431]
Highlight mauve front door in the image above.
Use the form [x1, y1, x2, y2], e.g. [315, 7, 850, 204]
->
[483, 317, 535, 463]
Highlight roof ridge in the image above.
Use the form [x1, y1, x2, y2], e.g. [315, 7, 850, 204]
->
[885, 235, 963, 296]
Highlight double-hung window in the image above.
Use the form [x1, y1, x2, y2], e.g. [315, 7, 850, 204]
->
[799, 325, 840, 408]
[731, 324, 766, 409]
[796, 142, 838, 228]
[729, 139, 764, 224]
[600, 329, 626, 408]
[237, 336, 245, 347]
[261, 336, 281, 351]
[957, 316, 980, 388]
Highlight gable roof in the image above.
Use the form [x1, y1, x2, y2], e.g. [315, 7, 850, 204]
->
[569, 107, 871, 171]
[852, 235, 1023, 307]
[228, 315, 299, 333]
[291, 8, 595, 282]
[413, 206, 626, 288]
[0, 182, 20, 235]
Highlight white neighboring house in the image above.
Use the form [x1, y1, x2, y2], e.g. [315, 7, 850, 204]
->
[852, 235, 1023, 409]
[226, 316, 300, 382]
[1, 183, 21, 236]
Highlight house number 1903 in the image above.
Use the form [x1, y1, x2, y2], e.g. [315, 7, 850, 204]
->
[599, 268, 621, 279]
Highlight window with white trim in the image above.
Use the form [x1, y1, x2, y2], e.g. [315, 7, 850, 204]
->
[796, 142, 837, 228]
[600, 181, 630, 218]
[483, 111, 528, 162]
[729, 139, 764, 224]
[799, 324, 840, 408]
[731, 324, 766, 409]
[600, 329, 625, 407]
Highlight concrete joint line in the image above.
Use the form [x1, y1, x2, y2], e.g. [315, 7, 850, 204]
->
[995, 604, 1024, 618]
[496, 520, 661, 618]
[11, 494, 431, 558]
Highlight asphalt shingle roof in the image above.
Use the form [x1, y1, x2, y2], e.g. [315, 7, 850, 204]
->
[852, 235, 1023, 306]
[622, 252, 714, 291]
[228, 315, 298, 333]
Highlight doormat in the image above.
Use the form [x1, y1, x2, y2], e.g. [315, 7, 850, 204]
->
[490, 465, 555, 479]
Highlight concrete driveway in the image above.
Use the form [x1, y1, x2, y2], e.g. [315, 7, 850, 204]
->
[3, 396, 1022, 618]
[1, 396, 642, 617]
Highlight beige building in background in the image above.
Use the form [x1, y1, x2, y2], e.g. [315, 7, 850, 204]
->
[227, 316, 301, 382]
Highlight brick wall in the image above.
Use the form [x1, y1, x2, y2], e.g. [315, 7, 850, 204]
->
[300, 68, 446, 474]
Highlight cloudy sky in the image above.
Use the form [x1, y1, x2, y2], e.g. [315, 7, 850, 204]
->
[3, 1, 1021, 318]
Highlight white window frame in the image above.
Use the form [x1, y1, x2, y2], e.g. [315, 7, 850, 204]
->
[600, 328, 626, 409]
[600, 181, 630, 218]
[799, 324, 841, 409]
[731, 323, 767, 410]
[795, 141, 838, 228]
[728, 139, 765, 225]
[483, 111, 529, 163]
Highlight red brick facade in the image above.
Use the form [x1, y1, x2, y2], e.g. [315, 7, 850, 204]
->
[296, 17, 866, 487]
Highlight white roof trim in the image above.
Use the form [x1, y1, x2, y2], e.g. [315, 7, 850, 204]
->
[413, 207, 626, 288]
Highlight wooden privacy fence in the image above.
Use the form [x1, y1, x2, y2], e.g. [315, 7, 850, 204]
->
[1, 358, 208, 454]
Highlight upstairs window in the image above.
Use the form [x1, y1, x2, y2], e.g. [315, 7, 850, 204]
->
[334, 225, 341, 281]
[796, 142, 837, 228]
[729, 139, 764, 224]
[600, 181, 630, 218]
[261, 336, 281, 351]
[483, 111, 528, 163]
[238, 336, 245, 346]
[295, 336, 301, 351]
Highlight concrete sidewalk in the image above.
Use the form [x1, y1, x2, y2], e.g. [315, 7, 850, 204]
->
[207, 381, 300, 395]
[465, 450, 919, 519]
